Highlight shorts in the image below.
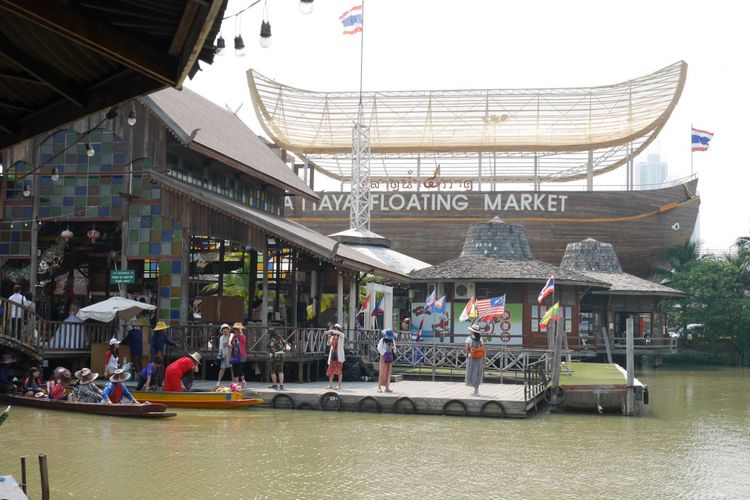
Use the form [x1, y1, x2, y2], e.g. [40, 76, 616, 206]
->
[270, 356, 284, 375]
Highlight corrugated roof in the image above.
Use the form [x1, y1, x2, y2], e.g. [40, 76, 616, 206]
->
[143, 87, 317, 200]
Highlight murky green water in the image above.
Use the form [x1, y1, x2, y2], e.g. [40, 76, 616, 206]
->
[2, 367, 749, 499]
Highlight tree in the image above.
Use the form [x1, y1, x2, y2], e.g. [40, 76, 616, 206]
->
[649, 240, 700, 285]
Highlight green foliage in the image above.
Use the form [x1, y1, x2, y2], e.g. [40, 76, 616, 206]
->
[649, 240, 700, 284]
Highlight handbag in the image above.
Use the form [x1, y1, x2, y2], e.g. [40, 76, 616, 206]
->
[383, 351, 394, 364]
[470, 343, 486, 359]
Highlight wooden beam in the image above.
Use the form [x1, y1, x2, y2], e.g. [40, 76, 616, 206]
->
[0, 32, 87, 107]
[0, 98, 34, 113]
[0, 69, 44, 84]
[169, 1, 200, 57]
[175, 0, 224, 86]
[0, 0, 178, 86]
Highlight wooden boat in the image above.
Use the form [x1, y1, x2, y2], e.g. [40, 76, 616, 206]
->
[129, 390, 264, 409]
[0, 394, 176, 418]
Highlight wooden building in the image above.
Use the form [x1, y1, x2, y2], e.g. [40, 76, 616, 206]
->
[408, 218, 607, 347]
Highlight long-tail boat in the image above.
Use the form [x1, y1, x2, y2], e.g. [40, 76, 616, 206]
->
[128, 389, 264, 409]
[0, 394, 176, 418]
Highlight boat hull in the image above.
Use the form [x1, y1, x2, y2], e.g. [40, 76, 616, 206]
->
[0, 394, 176, 418]
[286, 180, 700, 276]
[131, 390, 264, 409]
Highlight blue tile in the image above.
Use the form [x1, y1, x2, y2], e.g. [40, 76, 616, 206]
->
[161, 230, 171, 241]
[151, 205, 160, 215]
[160, 287, 170, 298]
[63, 196, 74, 206]
[39, 207, 50, 217]
[150, 243, 160, 255]
[111, 197, 122, 208]
[141, 216, 151, 229]
[98, 207, 111, 216]
[170, 309, 180, 320]
[11, 232, 20, 242]
[75, 186, 86, 195]
[172, 261, 181, 274]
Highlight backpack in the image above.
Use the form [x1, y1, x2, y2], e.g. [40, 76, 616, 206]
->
[470, 340, 486, 359]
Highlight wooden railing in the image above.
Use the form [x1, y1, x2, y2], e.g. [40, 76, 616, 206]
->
[612, 336, 677, 352]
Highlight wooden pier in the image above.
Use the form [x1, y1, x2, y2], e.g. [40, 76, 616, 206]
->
[190, 380, 543, 418]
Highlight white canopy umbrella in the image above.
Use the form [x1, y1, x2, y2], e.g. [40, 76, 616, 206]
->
[77, 296, 157, 323]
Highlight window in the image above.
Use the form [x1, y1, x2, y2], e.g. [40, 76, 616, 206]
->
[143, 259, 159, 279]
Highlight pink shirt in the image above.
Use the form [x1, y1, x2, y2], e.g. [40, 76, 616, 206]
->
[49, 380, 66, 400]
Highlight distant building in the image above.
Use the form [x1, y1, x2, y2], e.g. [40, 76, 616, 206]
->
[637, 153, 668, 189]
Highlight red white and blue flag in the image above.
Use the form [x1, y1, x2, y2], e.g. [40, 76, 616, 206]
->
[424, 290, 437, 312]
[340, 5, 363, 35]
[537, 276, 554, 304]
[371, 295, 383, 316]
[476, 295, 505, 321]
[691, 127, 714, 152]
[357, 294, 371, 315]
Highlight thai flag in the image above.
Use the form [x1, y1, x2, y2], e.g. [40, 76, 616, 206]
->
[340, 5, 363, 35]
[476, 294, 505, 321]
[692, 127, 714, 152]
[423, 291, 436, 312]
[371, 295, 383, 317]
[537, 276, 554, 304]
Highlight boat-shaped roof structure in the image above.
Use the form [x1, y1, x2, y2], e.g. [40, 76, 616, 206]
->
[248, 61, 686, 183]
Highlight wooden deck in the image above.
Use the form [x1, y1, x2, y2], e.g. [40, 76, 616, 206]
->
[189, 379, 543, 419]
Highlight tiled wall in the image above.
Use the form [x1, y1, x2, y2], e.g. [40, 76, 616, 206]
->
[0, 161, 33, 257]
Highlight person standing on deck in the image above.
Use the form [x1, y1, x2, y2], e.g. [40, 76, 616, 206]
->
[267, 331, 287, 390]
[150, 321, 176, 386]
[104, 338, 121, 377]
[7, 284, 31, 339]
[122, 318, 144, 375]
[102, 369, 139, 404]
[230, 323, 247, 386]
[163, 353, 201, 392]
[216, 324, 234, 385]
[325, 324, 346, 390]
[377, 329, 397, 393]
[464, 324, 486, 396]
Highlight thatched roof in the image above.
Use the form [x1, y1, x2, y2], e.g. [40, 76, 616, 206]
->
[560, 238, 685, 296]
[460, 218, 533, 260]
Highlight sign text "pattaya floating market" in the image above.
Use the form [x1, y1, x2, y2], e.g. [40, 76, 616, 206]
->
[286, 192, 570, 213]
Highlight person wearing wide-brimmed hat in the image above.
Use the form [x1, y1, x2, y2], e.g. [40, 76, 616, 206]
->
[102, 369, 139, 404]
[464, 324, 486, 396]
[47, 366, 72, 400]
[325, 324, 346, 390]
[216, 323, 234, 386]
[104, 337, 121, 377]
[150, 321, 176, 386]
[163, 352, 201, 392]
[73, 368, 104, 403]
[377, 329, 397, 393]
[230, 322, 247, 386]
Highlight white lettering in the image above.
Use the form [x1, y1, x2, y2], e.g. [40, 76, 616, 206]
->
[284, 197, 294, 210]
[406, 194, 422, 211]
[436, 194, 451, 211]
[533, 194, 545, 211]
[318, 195, 332, 211]
[453, 194, 469, 211]
[547, 195, 557, 212]
[558, 194, 567, 212]
[484, 194, 503, 211]
[389, 194, 405, 211]
[504, 194, 519, 211]
[520, 193, 532, 211]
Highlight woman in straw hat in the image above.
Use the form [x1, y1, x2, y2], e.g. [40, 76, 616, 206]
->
[464, 324, 486, 396]
[163, 352, 201, 392]
[102, 369, 139, 404]
[73, 368, 104, 403]
[47, 367, 72, 401]
[149, 321, 176, 386]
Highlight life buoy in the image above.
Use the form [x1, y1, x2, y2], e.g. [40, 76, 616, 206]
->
[272, 393, 294, 409]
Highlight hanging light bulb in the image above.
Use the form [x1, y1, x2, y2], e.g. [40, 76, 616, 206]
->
[299, 0, 314, 14]
[22, 183, 31, 197]
[61, 228, 73, 241]
[259, 21, 272, 48]
[85, 142, 95, 157]
[127, 109, 136, 126]
[215, 35, 226, 56]
[51, 167, 59, 182]
[234, 35, 246, 56]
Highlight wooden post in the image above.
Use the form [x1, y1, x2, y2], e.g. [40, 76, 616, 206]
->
[38, 454, 49, 500]
[261, 248, 269, 328]
[550, 318, 565, 405]
[20, 456, 27, 494]
[601, 326, 613, 363]
[336, 272, 344, 327]
[179, 225, 190, 324]
[625, 316, 635, 416]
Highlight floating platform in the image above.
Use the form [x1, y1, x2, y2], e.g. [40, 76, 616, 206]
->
[190, 380, 543, 418]
[0, 476, 28, 500]
[553, 362, 648, 414]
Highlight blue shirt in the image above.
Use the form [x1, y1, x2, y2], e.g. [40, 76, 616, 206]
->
[140, 363, 158, 380]
[122, 328, 143, 356]
[150, 331, 176, 356]
[102, 382, 135, 403]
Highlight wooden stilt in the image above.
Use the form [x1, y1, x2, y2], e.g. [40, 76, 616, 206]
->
[39, 454, 49, 500]
[20, 456, 27, 494]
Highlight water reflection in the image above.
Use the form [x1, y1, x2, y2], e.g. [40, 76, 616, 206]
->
[1, 367, 749, 499]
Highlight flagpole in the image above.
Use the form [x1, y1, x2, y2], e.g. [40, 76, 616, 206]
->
[690, 123, 694, 177]
[359, 0, 365, 104]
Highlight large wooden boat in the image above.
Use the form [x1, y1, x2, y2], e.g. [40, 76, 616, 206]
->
[286, 180, 699, 277]
[129, 390, 264, 409]
[0, 394, 176, 418]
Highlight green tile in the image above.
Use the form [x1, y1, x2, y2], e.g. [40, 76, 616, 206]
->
[129, 229, 139, 242]
[161, 260, 171, 274]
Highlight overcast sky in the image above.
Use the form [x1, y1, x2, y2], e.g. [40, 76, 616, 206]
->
[185, 0, 748, 253]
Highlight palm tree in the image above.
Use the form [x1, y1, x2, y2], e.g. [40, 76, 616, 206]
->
[649, 240, 700, 285]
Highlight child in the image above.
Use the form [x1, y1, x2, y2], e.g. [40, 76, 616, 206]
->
[136, 358, 163, 391]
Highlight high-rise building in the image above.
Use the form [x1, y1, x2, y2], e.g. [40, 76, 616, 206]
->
[637, 153, 668, 189]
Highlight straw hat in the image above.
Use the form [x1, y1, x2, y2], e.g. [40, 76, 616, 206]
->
[153, 321, 169, 331]
[232, 322, 245, 330]
[188, 352, 202, 365]
[468, 324, 482, 335]
[74, 368, 99, 385]
[381, 329, 397, 340]
[53, 367, 72, 382]
[109, 369, 131, 383]
[109, 337, 121, 345]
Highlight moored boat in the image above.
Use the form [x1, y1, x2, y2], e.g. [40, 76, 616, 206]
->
[129, 390, 264, 409]
[0, 394, 176, 418]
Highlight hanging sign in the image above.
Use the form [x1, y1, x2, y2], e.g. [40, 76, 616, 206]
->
[110, 270, 135, 284]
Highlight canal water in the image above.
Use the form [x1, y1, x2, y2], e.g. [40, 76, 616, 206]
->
[2, 367, 749, 499]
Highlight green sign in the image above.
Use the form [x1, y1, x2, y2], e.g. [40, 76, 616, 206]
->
[110, 270, 135, 284]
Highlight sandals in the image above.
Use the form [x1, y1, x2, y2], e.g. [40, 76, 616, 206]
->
[384, 388, 393, 393]
[377, 388, 383, 393]
[325, 385, 332, 389]
[335, 385, 341, 390]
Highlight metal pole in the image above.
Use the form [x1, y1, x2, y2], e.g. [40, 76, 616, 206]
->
[337, 272, 344, 327]
[348, 274, 357, 339]
[261, 248, 269, 327]
[550, 318, 564, 405]
[625, 316, 635, 415]
[586, 149, 594, 191]
[29, 174, 39, 334]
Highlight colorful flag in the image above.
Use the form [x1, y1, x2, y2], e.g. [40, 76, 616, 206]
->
[357, 294, 371, 315]
[537, 276, 555, 304]
[371, 295, 383, 316]
[432, 295, 446, 314]
[691, 127, 714, 152]
[476, 294, 505, 321]
[423, 290, 436, 312]
[340, 5, 363, 35]
[539, 302, 560, 330]
[459, 296, 477, 322]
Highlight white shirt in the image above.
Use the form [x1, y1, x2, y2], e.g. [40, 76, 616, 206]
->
[8, 292, 30, 318]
